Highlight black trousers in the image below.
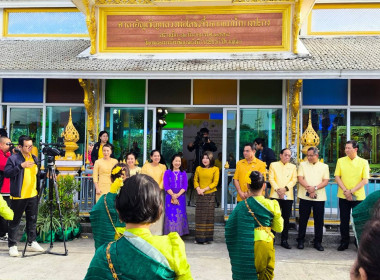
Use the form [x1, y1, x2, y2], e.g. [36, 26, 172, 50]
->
[297, 198, 325, 243]
[275, 199, 293, 241]
[8, 196, 38, 247]
[339, 198, 361, 244]
[0, 195, 11, 237]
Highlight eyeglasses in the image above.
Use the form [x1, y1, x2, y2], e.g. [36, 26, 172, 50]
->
[5, 143, 13, 146]
[23, 145, 33, 149]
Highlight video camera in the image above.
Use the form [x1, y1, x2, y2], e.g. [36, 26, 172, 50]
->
[6, 142, 20, 154]
[194, 131, 209, 145]
[40, 137, 66, 161]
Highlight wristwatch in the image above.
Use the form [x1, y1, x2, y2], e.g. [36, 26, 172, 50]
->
[314, 186, 318, 191]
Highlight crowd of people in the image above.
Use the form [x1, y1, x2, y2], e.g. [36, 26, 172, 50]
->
[1, 127, 380, 280]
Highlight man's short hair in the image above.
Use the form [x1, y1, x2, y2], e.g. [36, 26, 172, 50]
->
[18, 135, 32, 146]
[244, 143, 257, 151]
[254, 138, 265, 147]
[200, 127, 209, 134]
[346, 140, 359, 150]
[307, 147, 319, 155]
[0, 136, 9, 144]
[280, 148, 290, 155]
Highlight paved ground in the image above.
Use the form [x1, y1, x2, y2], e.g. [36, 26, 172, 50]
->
[0, 236, 356, 280]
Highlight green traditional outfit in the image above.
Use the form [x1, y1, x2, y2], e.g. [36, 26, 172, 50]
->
[225, 196, 283, 280]
[84, 228, 193, 280]
[352, 190, 380, 243]
[90, 192, 126, 250]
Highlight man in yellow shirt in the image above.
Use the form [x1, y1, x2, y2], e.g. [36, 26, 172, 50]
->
[335, 140, 369, 251]
[269, 148, 297, 249]
[233, 143, 266, 202]
[4, 135, 44, 257]
[297, 147, 329, 251]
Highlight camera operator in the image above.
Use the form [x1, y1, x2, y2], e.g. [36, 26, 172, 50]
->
[187, 128, 217, 172]
[0, 136, 12, 242]
[4, 135, 44, 257]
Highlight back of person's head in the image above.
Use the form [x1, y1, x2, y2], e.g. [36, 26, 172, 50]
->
[111, 163, 129, 182]
[115, 174, 162, 224]
[18, 135, 32, 146]
[354, 217, 380, 280]
[0, 128, 7, 137]
[247, 171, 265, 192]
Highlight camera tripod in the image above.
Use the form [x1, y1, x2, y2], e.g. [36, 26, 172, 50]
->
[22, 156, 68, 257]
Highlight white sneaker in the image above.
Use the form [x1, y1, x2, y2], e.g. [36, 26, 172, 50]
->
[9, 246, 19, 257]
[27, 241, 45, 252]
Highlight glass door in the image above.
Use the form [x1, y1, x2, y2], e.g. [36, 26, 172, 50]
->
[7, 106, 43, 153]
[222, 108, 237, 212]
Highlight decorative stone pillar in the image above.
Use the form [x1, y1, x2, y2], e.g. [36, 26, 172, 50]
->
[285, 79, 302, 164]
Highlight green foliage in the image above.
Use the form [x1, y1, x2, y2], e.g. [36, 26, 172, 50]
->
[37, 175, 81, 239]
[161, 130, 183, 165]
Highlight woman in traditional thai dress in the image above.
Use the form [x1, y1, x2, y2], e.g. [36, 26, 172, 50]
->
[93, 144, 118, 202]
[84, 174, 193, 280]
[90, 163, 129, 250]
[141, 149, 167, 235]
[125, 152, 141, 177]
[193, 151, 219, 244]
[225, 171, 283, 280]
[163, 154, 189, 236]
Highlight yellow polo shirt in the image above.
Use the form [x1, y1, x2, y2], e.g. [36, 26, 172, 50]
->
[269, 161, 297, 200]
[233, 157, 266, 201]
[334, 156, 369, 201]
[298, 161, 330, 201]
[11, 155, 38, 200]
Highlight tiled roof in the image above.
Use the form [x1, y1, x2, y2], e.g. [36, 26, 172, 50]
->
[0, 37, 379, 78]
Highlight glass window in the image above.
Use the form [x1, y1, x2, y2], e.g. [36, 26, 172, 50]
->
[105, 80, 145, 104]
[5, 9, 88, 36]
[302, 109, 347, 174]
[3, 79, 44, 103]
[239, 80, 282, 105]
[350, 112, 380, 170]
[193, 80, 237, 105]
[9, 107, 43, 154]
[148, 80, 191, 105]
[351, 80, 380, 106]
[303, 80, 348, 105]
[104, 107, 145, 165]
[239, 109, 282, 159]
[45, 106, 86, 158]
[46, 79, 83, 103]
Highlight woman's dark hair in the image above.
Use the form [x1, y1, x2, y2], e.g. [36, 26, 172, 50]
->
[98, 131, 109, 142]
[125, 152, 136, 161]
[248, 171, 265, 192]
[170, 154, 183, 172]
[111, 163, 129, 182]
[354, 217, 380, 280]
[102, 143, 113, 151]
[115, 174, 162, 224]
[201, 151, 215, 168]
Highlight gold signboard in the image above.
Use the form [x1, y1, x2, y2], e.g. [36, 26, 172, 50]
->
[99, 6, 291, 53]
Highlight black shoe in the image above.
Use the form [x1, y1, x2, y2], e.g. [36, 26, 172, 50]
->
[337, 243, 349, 251]
[281, 240, 291, 249]
[314, 243, 324, 251]
[297, 241, 304, 249]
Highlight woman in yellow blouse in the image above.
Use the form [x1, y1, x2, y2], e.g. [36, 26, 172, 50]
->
[126, 152, 141, 177]
[141, 149, 167, 235]
[193, 151, 219, 244]
[92, 144, 118, 202]
[85, 174, 193, 280]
